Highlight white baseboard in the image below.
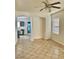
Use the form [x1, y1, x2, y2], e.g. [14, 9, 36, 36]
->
[52, 39, 64, 45]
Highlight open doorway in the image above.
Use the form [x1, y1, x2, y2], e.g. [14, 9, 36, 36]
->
[16, 16, 32, 40]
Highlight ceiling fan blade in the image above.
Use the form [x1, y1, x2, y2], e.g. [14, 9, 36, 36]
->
[50, 2, 61, 5]
[52, 6, 61, 9]
[42, 2, 48, 7]
[40, 9, 44, 11]
[40, 7, 46, 11]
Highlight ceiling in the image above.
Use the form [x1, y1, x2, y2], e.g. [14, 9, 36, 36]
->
[15, 0, 64, 15]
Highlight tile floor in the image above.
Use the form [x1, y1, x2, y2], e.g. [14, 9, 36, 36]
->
[15, 39, 64, 59]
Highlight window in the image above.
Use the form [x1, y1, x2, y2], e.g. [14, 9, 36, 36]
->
[52, 16, 59, 34]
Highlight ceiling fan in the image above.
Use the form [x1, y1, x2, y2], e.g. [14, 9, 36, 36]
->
[40, 0, 61, 12]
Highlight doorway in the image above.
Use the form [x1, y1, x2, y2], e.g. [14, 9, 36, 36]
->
[40, 17, 46, 39]
[16, 16, 32, 40]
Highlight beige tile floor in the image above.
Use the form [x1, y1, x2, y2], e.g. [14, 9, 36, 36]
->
[15, 39, 64, 59]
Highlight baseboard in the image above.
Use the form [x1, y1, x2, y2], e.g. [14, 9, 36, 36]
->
[51, 39, 64, 48]
[53, 39, 64, 45]
[33, 36, 43, 40]
[34, 37, 43, 40]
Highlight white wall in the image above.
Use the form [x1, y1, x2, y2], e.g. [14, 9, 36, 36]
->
[32, 16, 42, 39]
[45, 15, 51, 39]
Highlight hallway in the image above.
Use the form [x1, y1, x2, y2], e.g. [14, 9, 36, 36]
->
[16, 39, 64, 59]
